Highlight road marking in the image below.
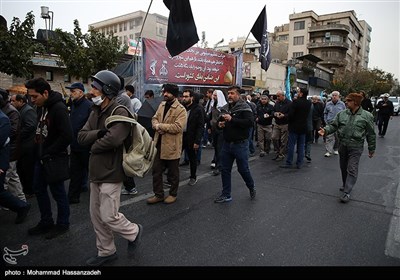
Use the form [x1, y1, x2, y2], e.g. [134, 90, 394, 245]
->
[385, 179, 400, 259]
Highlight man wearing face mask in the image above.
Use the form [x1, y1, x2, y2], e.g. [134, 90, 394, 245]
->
[78, 70, 142, 266]
[65, 83, 92, 204]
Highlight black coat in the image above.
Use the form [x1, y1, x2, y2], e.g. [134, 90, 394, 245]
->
[35, 91, 73, 158]
[183, 103, 205, 147]
[288, 97, 311, 134]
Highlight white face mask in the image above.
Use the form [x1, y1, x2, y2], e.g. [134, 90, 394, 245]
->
[91, 95, 104, 106]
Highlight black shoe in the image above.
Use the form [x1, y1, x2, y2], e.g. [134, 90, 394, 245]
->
[86, 252, 117, 266]
[340, 193, 350, 203]
[45, 225, 69, 239]
[305, 156, 312, 162]
[128, 224, 143, 254]
[69, 197, 80, 204]
[279, 164, 292, 169]
[15, 204, 31, 224]
[339, 186, 344, 192]
[212, 170, 220, 176]
[249, 188, 256, 200]
[28, 223, 54, 235]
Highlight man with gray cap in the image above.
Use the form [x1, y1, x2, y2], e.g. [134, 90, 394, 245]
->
[376, 93, 394, 138]
[147, 83, 187, 205]
[65, 82, 92, 204]
[78, 70, 142, 266]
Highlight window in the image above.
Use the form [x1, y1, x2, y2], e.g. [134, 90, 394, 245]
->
[130, 20, 135, 30]
[124, 36, 128, 45]
[129, 34, 134, 40]
[293, 36, 304, 45]
[114, 25, 117, 33]
[294, 21, 305, 30]
[159, 27, 164, 36]
[45, 71, 53, 81]
[124, 22, 127, 31]
[63, 74, 70, 82]
[119, 24, 122, 32]
[293, 52, 304, 58]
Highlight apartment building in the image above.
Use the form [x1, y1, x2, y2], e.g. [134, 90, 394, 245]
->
[287, 10, 371, 72]
[89, 10, 168, 54]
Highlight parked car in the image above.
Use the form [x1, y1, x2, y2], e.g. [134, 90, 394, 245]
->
[374, 95, 399, 116]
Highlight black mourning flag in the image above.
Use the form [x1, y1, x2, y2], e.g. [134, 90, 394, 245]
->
[250, 6, 271, 71]
[163, 0, 199, 57]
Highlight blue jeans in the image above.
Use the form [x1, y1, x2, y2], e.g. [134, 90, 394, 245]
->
[248, 126, 255, 154]
[220, 140, 255, 197]
[286, 131, 306, 167]
[33, 160, 70, 226]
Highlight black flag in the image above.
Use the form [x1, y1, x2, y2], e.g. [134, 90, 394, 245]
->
[163, 0, 199, 57]
[250, 6, 271, 71]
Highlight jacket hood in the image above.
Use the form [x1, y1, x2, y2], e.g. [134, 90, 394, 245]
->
[45, 91, 64, 108]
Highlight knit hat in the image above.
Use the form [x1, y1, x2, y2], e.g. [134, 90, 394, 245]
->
[346, 93, 363, 106]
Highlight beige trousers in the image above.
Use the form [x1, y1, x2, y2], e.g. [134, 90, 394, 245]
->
[90, 182, 139, 257]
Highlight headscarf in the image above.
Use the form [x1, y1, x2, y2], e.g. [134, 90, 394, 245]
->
[214, 90, 227, 109]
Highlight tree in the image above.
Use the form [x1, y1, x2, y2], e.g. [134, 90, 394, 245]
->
[331, 67, 395, 98]
[50, 20, 128, 80]
[0, 11, 43, 78]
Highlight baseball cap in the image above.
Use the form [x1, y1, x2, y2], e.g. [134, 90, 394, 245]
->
[65, 82, 85, 92]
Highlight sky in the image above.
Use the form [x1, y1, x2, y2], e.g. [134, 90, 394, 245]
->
[1, 0, 399, 80]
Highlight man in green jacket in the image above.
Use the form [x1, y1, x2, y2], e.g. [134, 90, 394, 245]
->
[319, 93, 376, 203]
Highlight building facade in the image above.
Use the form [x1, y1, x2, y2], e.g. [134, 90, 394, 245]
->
[89, 10, 168, 55]
[287, 10, 371, 73]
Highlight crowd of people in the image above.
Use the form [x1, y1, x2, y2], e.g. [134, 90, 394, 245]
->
[1, 72, 391, 265]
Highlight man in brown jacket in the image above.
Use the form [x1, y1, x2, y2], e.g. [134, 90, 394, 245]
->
[78, 70, 142, 266]
[147, 83, 187, 204]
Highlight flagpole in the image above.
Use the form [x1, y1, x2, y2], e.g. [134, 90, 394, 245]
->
[133, 0, 153, 56]
[241, 30, 252, 51]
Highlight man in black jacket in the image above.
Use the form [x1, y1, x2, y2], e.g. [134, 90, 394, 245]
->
[25, 78, 73, 239]
[280, 88, 311, 169]
[181, 89, 205, 186]
[214, 86, 256, 203]
[376, 93, 394, 138]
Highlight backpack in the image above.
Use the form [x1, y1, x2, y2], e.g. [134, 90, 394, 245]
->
[105, 105, 157, 178]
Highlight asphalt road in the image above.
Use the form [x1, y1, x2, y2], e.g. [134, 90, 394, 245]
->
[1, 116, 400, 272]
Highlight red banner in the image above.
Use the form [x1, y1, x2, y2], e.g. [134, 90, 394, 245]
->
[143, 38, 237, 86]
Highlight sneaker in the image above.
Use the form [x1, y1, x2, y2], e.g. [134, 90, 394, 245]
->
[121, 188, 138, 195]
[15, 204, 31, 224]
[275, 155, 285, 162]
[128, 224, 143, 254]
[45, 225, 69, 239]
[333, 151, 339, 155]
[28, 223, 54, 235]
[214, 195, 232, 203]
[340, 193, 350, 203]
[210, 163, 216, 169]
[305, 156, 312, 162]
[249, 188, 256, 200]
[86, 252, 117, 266]
[324, 152, 331, 157]
[188, 178, 198, 186]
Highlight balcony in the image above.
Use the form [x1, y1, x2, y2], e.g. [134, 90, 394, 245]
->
[318, 58, 347, 67]
[308, 41, 349, 49]
[309, 24, 350, 33]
